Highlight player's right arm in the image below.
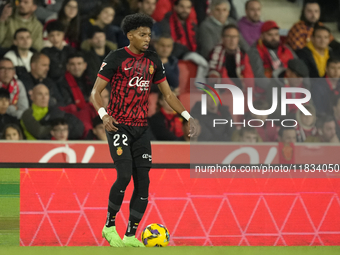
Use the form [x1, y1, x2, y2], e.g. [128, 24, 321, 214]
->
[91, 50, 119, 132]
[91, 77, 119, 132]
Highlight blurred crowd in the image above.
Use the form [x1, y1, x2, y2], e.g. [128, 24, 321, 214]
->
[0, 0, 340, 144]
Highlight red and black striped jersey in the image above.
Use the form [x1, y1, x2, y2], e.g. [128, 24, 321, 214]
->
[98, 46, 166, 126]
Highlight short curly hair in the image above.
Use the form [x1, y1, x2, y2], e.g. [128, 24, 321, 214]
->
[121, 13, 153, 35]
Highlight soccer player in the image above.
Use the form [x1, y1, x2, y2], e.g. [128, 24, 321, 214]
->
[90, 13, 197, 247]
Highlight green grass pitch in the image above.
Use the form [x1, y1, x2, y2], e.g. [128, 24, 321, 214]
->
[0, 168, 20, 246]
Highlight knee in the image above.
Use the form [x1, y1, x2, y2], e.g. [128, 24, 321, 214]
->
[115, 160, 133, 190]
[119, 175, 132, 188]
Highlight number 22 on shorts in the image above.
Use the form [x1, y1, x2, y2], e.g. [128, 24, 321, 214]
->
[113, 134, 128, 147]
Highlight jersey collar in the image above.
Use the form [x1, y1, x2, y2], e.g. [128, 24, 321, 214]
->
[125, 46, 144, 58]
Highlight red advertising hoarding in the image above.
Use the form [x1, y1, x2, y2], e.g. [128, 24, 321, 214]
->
[1, 141, 340, 164]
[20, 168, 340, 246]
[1, 141, 339, 246]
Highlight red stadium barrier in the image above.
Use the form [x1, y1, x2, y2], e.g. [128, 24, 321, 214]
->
[1, 142, 340, 164]
[20, 168, 340, 246]
[1, 142, 339, 246]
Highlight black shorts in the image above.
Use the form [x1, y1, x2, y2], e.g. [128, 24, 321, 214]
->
[106, 124, 152, 168]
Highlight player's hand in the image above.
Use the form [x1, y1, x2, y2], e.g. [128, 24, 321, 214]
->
[102, 115, 119, 132]
[0, 4, 12, 22]
[188, 118, 199, 138]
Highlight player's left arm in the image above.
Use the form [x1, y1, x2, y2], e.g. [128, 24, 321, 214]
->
[158, 80, 198, 137]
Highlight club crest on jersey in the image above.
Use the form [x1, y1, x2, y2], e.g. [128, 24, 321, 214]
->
[100, 62, 107, 71]
[149, 65, 154, 75]
[117, 147, 123, 156]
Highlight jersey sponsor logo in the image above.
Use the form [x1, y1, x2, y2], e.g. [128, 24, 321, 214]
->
[142, 154, 152, 161]
[149, 65, 154, 75]
[128, 76, 150, 91]
[124, 66, 133, 70]
[100, 62, 107, 71]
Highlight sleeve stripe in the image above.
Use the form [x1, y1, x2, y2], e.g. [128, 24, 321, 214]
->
[97, 74, 110, 82]
[154, 77, 166, 84]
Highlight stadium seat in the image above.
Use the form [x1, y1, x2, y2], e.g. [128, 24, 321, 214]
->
[178, 60, 198, 94]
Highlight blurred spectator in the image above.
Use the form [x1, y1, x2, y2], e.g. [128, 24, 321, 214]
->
[305, 115, 339, 143]
[156, 0, 197, 59]
[151, 0, 199, 24]
[44, 0, 80, 48]
[154, 35, 179, 92]
[198, 0, 248, 60]
[138, 0, 156, 18]
[248, 21, 296, 97]
[58, 53, 97, 134]
[191, 88, 234, 141]
[278, 126, 297, 144]
[296, 25, 331, 78]
[149, 90, 184, 141]
[85, 115, 107, 141]
[18, 52, 63, 106]
[311, 57, 340, 116]
[4, 28, 34, 74]
[267, 59, 310, 119]
[20, 83, 84, 139]
[0, 0, 43, 51]
[238, 0, 263, 47]
[41, 20, 75, 82]
[246, 99, 279, 142]
[295, 104, 317, 142]
[155, 0, 208, 78]
[232, 126, 261, 143]
[82, 27, 117, 82]
[239, 126, 260, 142]
[0, 88, 20, 137]
[208, 24, 254, 91]
[59, 53, 93, 106]
[21, 83, 53, 139]
[50, 118, 68, 140]
[0, 58, 28, 119]
[151, 0, 172, 22]
[80, 3, 128, 47]
[35, 0, 63, 22]
[1, 123, 23, 140]
[286, 1, 326, 51]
